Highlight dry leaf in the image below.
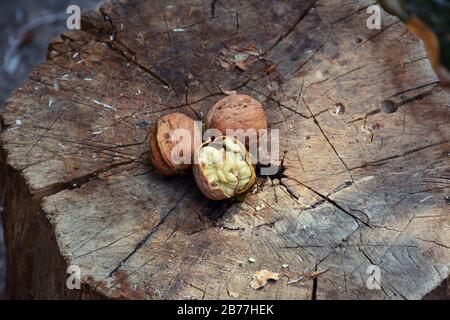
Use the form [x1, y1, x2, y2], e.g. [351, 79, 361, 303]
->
[231, 53, 250, 62]
[222, 90, 237, 95]
[228, 290, 239, 298]
[263, 63, 277, 74]
[287, 268, 330, 285]
[307, 268, 330, 279]
[243, 44, 258, 52]
[235, 61, 248, 71]
[250, 269, 279, 289]
[230, 44, 258, 56]
[219, 60, 231, 70]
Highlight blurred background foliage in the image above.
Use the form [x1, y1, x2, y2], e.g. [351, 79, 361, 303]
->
[379, 0, 450, 85]
[0, 0, 99, 110]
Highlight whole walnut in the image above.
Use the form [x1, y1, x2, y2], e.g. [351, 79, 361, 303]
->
[205, 94, 267, 141]
[149, 113, 195, 176]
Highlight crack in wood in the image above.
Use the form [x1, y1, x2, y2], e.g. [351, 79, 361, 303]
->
[34, 158, 135, 200]
[302, 97, 361, 193]
[262, 0, 317, 56]
[282, 175, 369, 227]
[311, 263, 318, 300]
[349, 140, 448, 171]
[417, 238, 450, 250]
[330, 2, 376, 25]
[105, 187, 193, 279]
[97, 9, 177, 94]
[355, 19, 400, 50]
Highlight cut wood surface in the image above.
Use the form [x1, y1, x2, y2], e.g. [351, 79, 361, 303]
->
[0, 0, 449, 299]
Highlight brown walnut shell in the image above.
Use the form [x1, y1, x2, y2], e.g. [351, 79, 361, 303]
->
[205, 94, 267, 141]
[149, 113, 195, 176]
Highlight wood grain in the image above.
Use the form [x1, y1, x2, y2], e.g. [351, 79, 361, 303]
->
[0, 0, 449, 299]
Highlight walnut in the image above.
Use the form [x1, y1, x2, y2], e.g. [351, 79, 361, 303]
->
[149, 113, 195, 175]
[193, 137, 256, 200]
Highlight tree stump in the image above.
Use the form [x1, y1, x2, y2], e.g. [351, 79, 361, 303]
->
[1, 0, 449, 299]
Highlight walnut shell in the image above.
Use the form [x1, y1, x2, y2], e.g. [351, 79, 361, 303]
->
[193, 136, 256, 200]
[149, 113, 195, 176]
[205, 94, 267, 141]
